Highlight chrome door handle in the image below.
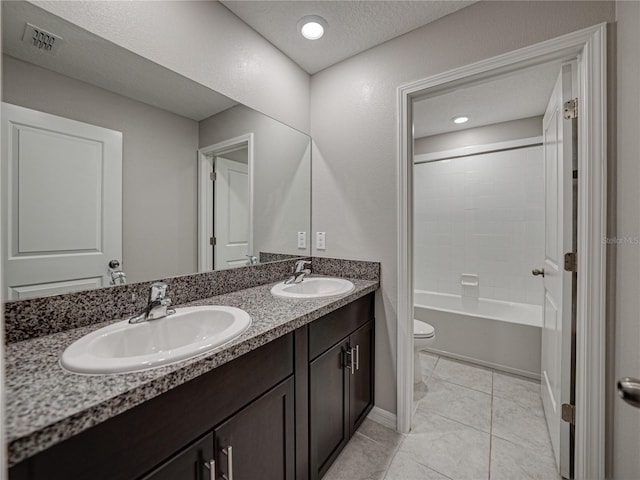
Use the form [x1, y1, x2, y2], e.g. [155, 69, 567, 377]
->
[532, 268, 545, 277]
[221, 445, 233, 480]
[617, 377, 640, 408]
[350, 347, 356, 375]
[203, 459, 215, 480]
[354, 344, 360, 372]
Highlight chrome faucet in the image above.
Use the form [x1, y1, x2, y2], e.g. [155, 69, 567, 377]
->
[285, 260, 311, 284]
[129, 282, 175, 324]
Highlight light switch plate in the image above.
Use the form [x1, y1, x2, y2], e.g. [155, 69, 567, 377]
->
[297, 232, 306, 249]
[316, 232, 326, 250]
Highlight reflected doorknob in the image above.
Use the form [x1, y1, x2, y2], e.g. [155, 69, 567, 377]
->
[617, 377, 640, 408]
[532, 268, 545, 277]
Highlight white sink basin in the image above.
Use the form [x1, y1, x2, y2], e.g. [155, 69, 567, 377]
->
[271, 277, 355, 299]
[61, 306, 252, 374]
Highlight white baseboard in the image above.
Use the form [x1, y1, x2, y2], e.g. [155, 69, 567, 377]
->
[367, 406, 397, 430]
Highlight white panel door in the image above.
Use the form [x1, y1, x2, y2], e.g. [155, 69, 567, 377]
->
[214, 157, 249, 270]
[541, 65, 574, 477]
[1, 103, 122, 300]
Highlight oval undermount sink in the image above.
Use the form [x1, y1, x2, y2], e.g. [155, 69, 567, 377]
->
[271, 277, 355, 299]
[60, 306, 252, 374]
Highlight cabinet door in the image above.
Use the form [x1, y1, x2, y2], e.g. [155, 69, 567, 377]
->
[140, 433, 214, 480]
[349, 321, 374, 435]
[309, 339, 350, 480]
[214, 377, 295, 480]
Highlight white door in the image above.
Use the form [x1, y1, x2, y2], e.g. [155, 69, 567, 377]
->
[540, 65, 574, 477]
[1, 103, 122, 300]
[214, 157, 249, 269]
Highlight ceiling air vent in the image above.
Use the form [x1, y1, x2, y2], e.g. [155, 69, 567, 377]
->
[22, 23, 62, 53]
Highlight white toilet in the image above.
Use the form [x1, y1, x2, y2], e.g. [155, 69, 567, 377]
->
[413, 319, 436, 383]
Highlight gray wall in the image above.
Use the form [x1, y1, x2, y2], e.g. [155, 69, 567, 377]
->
[612, 1, 640, 477]
[2, 55, 200, 283]
[32, 0, 311, 134]
[309, 1, 615, 416]
[200, 105, 311, 257]
[414, 116, 543, 155]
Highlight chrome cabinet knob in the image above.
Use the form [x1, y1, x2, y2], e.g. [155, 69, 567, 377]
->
[617, 377, 640, 408]
[532, 268, 545, 277]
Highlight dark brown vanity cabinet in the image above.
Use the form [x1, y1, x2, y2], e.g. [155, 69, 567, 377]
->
[142, 377, 295, 480]
[140, 432, 214, 480]
[308, 295, 375, 480]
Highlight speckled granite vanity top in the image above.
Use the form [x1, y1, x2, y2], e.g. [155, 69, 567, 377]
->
[5, 276, 378, 466]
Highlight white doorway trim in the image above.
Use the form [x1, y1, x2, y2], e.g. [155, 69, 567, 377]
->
[198, 133, 254, 272]
[396, 23, 607, 479]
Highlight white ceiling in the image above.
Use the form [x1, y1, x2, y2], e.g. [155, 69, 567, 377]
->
[2, 1, 237, 121]
[221, 0, 476, 74]
[413, 61, 563, 138]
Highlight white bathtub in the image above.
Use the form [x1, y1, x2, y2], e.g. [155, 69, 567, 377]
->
[414, 290, 542, 379]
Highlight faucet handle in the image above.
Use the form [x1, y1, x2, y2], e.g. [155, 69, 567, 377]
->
[150, 282, 168, 301]
[294, 260, 311, 272]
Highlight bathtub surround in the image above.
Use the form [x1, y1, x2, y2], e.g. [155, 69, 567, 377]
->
[3, 256, 378, 344]
[413, 143, 544, 305]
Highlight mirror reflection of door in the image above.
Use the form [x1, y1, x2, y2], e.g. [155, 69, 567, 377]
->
[198, 135, 253, 272]
[1, 102, 123, 300]
[214, 151, 250, 270]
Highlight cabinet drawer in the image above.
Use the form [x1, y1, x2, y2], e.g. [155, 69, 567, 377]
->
[309, 293, 374, 361]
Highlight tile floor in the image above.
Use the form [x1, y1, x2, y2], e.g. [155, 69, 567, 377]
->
[323, 353, 561, 480]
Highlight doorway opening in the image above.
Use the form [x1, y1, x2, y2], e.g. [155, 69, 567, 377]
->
[397, 24, 606, 479]
[198, 133, 254, 271]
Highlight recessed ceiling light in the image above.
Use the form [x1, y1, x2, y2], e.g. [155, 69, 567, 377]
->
[298, 15, 327, 40]
[452, 115, 470, 124]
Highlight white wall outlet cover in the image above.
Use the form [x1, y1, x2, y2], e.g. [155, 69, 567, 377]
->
[316, 231, 326, 250]
[297, 231, 306, 248]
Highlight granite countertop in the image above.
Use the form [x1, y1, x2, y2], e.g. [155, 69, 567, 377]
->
[5, 276, 378, 467]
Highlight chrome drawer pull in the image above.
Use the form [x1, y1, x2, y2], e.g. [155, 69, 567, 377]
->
[203, 459, 215, 480]
[222, 445, 233, 480]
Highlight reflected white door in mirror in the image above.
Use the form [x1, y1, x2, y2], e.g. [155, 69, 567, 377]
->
[198, 134, 254, 271]
[1, 102, 123, 300]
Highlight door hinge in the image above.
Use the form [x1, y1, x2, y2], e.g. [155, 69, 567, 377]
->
[561, 403, 576, 424]
[210, 172, 216, 182]
[563, 98, 578, 119]
[209, 236, 216, 246]
[564, 252, 577, 272]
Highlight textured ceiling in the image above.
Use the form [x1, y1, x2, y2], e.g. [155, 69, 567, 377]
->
[413, 61, 563, 138]
[2, 1, 237, 121]
[221, 0, 476, 74]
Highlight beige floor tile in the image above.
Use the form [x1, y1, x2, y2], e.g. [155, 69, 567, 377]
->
[401, 411, 490, 480]
[384, 451, 452, 480]
[432, 357, 493, 393]
[490, 435, 560, 480]
[357, 418, 404, 452]
[492, 395, 553, 453]
[322, 432, 395, 480]
[493, 372, 542, 410]
[419, 351, 440, 380]
[416, 376, 492, 432]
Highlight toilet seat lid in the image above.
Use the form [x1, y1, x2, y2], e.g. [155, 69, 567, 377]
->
[414, 319, 435, 338]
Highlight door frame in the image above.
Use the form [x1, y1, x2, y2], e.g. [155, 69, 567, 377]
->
[197, 133, 254, 272]
[396, 23, 607, 479]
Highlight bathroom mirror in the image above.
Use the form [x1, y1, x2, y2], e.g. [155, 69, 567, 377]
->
[0, 1, 311, 300]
